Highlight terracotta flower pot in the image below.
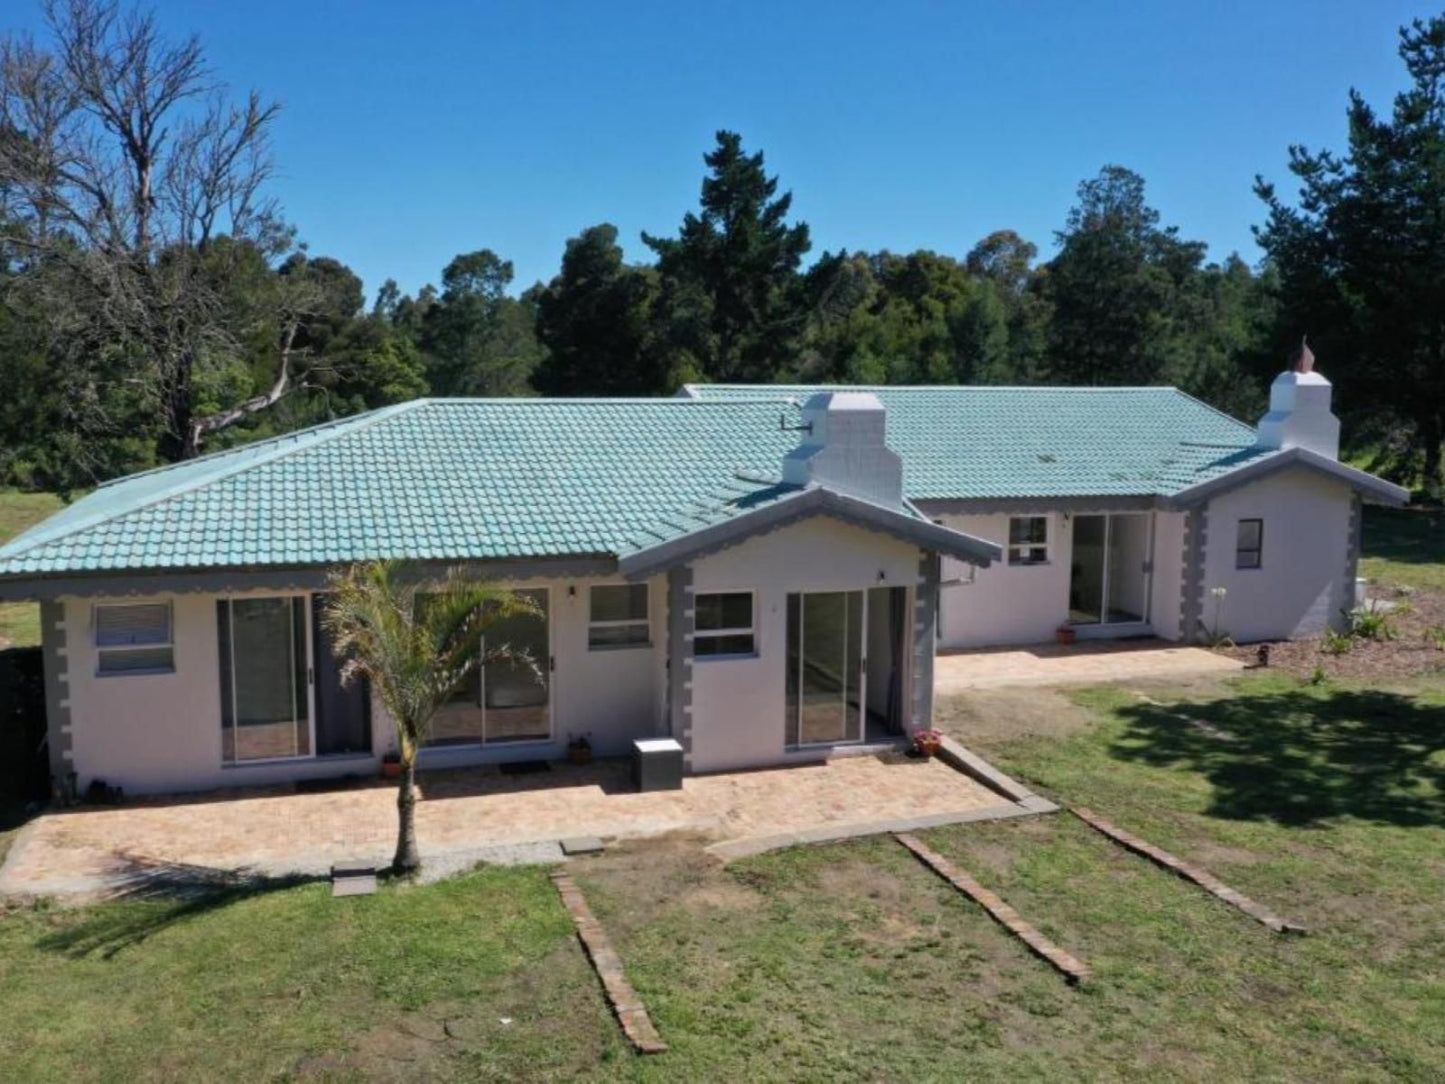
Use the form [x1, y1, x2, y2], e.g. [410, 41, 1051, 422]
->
[1056, 626, 1077, 646]
[382, 758, 402, 780]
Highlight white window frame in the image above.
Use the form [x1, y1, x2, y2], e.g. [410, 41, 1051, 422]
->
[94, 601, 174, 676]
[1007, 515, 1050, 566]
[693, 589, 757, 659]
[587, 583, 651, 650]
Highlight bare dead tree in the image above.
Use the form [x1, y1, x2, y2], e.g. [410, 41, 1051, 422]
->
[0, 0, 320, 460]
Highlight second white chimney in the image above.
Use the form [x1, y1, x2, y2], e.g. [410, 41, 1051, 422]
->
[781, 391, 904, 506]
[1256, 340, 1340, 460]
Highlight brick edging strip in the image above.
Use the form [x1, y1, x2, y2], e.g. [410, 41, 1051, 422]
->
[1070, 807, 1306, 935]
[550, 871, 668, 1054]
[895, 833, 1090, 985]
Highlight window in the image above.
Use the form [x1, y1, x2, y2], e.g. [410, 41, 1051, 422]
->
[1236, 518, 1263, 570]
[694, 592, 755, 657]
[95, 603, 173, 674]
[589, 584, 650, 648]
[1008, 516, 1049, 566]
[218, 597, 310, 762]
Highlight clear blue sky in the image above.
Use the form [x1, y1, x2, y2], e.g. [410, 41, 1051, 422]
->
[9, 0, 1437, 300]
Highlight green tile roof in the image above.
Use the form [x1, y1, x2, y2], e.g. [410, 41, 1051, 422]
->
[683, 385, 1265, 500]
[0, 387, 1271, 578]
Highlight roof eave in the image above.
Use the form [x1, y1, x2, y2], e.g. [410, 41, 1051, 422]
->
[1160, 447, 1411, 510]
[0, 553, 621, 602]
[617, 486, 1001, 580]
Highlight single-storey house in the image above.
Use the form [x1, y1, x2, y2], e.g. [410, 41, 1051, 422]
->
[0, 354, 1407, 797]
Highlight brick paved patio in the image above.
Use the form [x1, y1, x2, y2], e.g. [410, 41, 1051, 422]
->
[0, 753, 1010, 898]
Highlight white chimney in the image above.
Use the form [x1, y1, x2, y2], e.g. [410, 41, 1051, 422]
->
[1256, 339, 1340, 460]
[781, 391, 904, 506]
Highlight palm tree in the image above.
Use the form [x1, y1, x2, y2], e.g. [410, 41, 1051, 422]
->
[321, 560, 541, 874]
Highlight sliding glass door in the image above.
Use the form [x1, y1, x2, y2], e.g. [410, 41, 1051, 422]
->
[218, 597, 310, 762]
[1068, 514, 1152, 626]
[786, 590, 864, 746]
[481, 588, 551, 743]
[427, 587, 551, 747]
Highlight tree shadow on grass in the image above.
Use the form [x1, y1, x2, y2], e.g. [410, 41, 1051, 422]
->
[1360, 506, 1444, 569]
[1109, 687, 1445, 827]
[37, 856, 320, 960]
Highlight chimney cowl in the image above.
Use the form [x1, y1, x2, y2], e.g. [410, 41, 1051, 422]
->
[1290, 336, 1315, 374]
[781, 392, 904, 506]
[1256, 344, 1340, 459]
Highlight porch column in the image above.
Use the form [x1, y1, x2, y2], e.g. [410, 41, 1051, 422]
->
[666, 564, 695, 772]
[1180, 504, 1209, 643]
[911, 552, 939, 728]
[39, 599, 73, 794]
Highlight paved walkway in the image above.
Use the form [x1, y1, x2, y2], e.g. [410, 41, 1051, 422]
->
[936, 639, 1243, 692]
[0, 754, 1010, 899]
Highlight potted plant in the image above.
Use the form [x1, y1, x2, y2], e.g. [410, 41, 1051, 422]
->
[381, 751, 402, 780]
[1055, 624, 1076, 646]
[912, 727, 944, 758]
[567, 734, 594, 765]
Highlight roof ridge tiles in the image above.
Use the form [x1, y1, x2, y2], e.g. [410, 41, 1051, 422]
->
[684, 383, 1195, 393]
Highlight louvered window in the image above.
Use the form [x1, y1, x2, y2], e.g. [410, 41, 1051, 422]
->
[95, 603, 174, 674]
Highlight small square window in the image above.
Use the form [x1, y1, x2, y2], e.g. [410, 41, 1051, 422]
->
[694, 592, 755, 657]
[1236, 519, 1263, 570]
[95, 602, 174, 674]
[589, 584, 650, 648]
[1008, 516, 1049, 566]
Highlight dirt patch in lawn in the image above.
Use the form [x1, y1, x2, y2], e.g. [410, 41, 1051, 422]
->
[934, 687, 1097, 746]
[1223, 586, 1445, 683]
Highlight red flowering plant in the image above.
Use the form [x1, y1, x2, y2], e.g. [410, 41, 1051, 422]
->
[912, 727, 945, 755]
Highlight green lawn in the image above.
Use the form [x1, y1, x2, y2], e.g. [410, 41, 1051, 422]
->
[0, 866, 629, 1080]
[1360, 504, 1445, 591]
[0, 490, 64, 647]
[2, 672, 1444, 1079]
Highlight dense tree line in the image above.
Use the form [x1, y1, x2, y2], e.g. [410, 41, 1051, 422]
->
[2, 1, 1443, 497]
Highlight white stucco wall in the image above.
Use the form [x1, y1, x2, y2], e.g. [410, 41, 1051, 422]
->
[687, 515, 922, 775]
[1151, 511, 1187, 641]
[935, 512, 1073, 648]
[59, 573, 667, 795]
[1200, 466, 1354, 643]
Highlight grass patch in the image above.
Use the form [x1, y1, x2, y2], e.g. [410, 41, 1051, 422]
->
[0, 865, 622, 1080]
[561, 671, 1445, 1078]
[4, 677, 1445, 1078]
[931, 672, 1445, 1078]
[1361, 504, 1445, 591]
[0, 490, 65, 647]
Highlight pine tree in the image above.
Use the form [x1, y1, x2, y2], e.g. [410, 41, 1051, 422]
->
[1256, 14, 1445, 496]
[643, 131, 811, 382]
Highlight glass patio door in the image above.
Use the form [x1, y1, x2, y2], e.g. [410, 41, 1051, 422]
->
[218, 596, 311, 762]
[1069, 514, 1152, 626]
[481, 588, 551, 743]
[427, 587, 551, 747]
[786, 590, 864, 746]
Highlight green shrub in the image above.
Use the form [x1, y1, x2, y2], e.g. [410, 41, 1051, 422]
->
[1345, 607, 1396, 642]
[1321, 628, 1354, 656]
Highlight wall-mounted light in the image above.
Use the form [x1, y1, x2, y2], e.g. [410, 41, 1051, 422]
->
[568, 585, 576, 597]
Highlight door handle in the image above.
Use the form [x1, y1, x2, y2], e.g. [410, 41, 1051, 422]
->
[549, 655, 556, 672]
